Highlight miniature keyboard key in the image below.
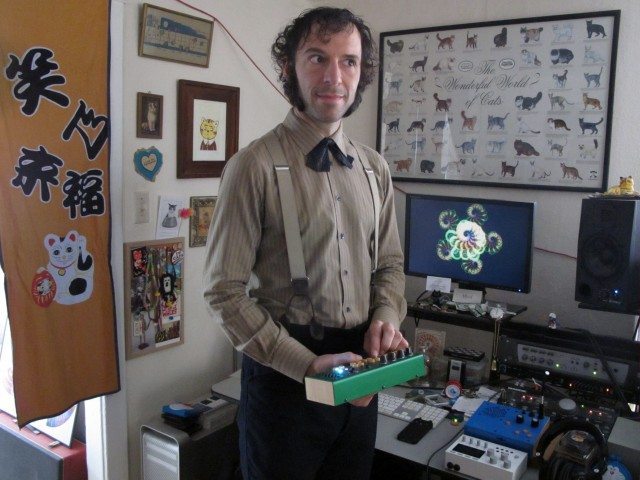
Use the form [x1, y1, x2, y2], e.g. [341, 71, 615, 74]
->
[378, 393, 448, 427]
[392, 399, 424, 421]
[377, 392, 404, 416]
[418, 404, 449, 428]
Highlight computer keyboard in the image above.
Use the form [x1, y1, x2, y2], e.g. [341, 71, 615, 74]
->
[377, 392, 448, 427]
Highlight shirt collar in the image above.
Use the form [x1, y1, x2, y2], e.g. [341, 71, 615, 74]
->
[282, 108, 351, 160]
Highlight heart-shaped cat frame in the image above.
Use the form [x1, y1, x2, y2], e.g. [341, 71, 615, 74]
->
[134, 146, 163, 181]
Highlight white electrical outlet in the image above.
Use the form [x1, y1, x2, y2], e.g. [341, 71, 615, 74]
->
[134, 191, 149, 224]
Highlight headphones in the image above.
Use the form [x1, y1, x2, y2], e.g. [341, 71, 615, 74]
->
[535, 418, 607, 480]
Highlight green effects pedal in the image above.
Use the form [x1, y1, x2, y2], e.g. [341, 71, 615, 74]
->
[305, 348, 426, 406]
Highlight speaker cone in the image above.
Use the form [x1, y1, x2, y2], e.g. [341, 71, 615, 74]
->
[580, 235, 622, 279]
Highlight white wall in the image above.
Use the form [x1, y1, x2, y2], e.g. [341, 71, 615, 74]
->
[112, 0, 639, 477]
[328, 0, 640, 339]
[119, 1, 308, 478]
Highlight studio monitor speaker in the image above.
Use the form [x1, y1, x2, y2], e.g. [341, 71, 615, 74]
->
[575, 197, 640, 313]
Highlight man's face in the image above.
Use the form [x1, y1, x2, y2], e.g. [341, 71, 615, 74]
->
[292, 25, 362, 128]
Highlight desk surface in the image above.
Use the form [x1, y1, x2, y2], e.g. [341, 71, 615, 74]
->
[210, 374, 539, 479]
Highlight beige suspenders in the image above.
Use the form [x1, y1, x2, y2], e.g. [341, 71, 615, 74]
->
[264, 131, 309, 295]
[350, 141, 380, 274]
[263, 130, 381, 335]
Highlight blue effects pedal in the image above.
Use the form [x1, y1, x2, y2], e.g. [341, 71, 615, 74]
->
[305, 348, 425, 406]
[463, 401, 549, 455]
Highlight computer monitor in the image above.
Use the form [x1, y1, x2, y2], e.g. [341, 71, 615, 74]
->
[404, 194, 535, 294]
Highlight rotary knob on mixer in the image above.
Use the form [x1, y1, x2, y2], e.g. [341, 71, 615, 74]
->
[558, 398, 577, 415]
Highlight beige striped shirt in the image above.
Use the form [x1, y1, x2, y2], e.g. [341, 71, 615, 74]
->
[203, 109, 406, 383]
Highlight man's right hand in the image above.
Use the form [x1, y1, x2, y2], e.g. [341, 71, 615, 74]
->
[305, 352, 374, 407]
[305, 352, 362, 377]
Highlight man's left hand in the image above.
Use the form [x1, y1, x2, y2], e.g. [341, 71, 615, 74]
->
[363, 319, 408, 358]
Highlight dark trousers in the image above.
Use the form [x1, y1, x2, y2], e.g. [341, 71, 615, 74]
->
[238, 322, 377, 480]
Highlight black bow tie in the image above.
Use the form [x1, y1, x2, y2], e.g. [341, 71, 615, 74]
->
[305, 138, 354, 172]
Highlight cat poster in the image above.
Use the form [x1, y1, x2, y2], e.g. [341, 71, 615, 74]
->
[192, 98, 227, 162]
[377, 10, 619, 192]
[156, 196, 185, 240]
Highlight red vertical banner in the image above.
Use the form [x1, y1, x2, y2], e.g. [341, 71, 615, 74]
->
[0, 1, 119, 426]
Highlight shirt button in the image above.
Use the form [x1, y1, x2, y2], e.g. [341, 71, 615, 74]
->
[336, 195, 342, 202]
[339, 233, 345, 240]
[346, 307, 351, 312]
[343, 270, 348, 275]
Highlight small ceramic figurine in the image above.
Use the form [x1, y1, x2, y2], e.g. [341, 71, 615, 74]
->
[604, 176, 640, 196]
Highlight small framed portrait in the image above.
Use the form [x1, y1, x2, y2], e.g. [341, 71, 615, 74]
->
[189, 196, 217, 247]
[177, 80, 239, 178]
[137, 92, 163, 139]
[138, 3, 214, 68]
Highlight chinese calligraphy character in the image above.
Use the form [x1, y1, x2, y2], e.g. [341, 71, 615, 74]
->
[62, 100, 109, 160]
[12, 146, 63, 202]
[62, 169, 105, 219]
[5, 47, 70, 116]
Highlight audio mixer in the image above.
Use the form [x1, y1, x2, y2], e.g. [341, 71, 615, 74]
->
[445, 433, 528, 480]
[305, 348, 425, 406]
[502, 382, 618, 438]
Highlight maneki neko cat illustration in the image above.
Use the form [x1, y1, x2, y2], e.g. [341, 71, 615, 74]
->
[32, 230, 94, 306]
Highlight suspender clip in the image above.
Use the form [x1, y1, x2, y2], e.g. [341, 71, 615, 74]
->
[291, 277, 310, 296]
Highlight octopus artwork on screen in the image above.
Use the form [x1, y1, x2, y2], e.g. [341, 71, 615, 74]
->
[405, 194, 535, 294]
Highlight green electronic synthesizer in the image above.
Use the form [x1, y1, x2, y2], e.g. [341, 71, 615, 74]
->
[305, 348, 426, 406]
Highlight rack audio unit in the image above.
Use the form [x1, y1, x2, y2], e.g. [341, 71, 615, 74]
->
[497, 323, 640, 404]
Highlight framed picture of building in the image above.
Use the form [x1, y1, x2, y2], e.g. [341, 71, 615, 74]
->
[139, 3, 213, 67]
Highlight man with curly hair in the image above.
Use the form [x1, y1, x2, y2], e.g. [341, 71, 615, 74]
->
[204, 7, 407, 479]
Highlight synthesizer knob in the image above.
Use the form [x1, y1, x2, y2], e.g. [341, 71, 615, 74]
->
[379, 354, 388, 364]
[388, 351, 397, 362]
[516, 413, 524, 424]
[503, 460, 512, 469]
[531, 417, 540, 428]
[396, 349, 405, 359]
[487, 448, 495, 457]
[489, 456, 497, 465]
[405, 346, 413, 356]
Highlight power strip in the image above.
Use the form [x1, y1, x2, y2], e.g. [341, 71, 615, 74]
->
[445, 434, 528, 480]
[305, 349, 425, 406]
